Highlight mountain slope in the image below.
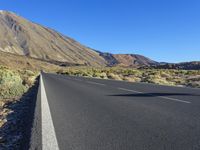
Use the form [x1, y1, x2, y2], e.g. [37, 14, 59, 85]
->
[0, 11, 106, 66]
[113, 54, 158, 67]
[0, 10, 158, 67]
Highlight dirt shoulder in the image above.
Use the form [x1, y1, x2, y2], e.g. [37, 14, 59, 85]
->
[0, 66, 39, 149]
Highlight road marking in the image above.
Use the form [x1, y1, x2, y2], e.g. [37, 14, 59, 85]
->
[86, 81, 105, 86]
[118, 88, 143, 94]
[41, 74, 60, 150]
[118, 87, 191, 104]
[158, 96, 191, 104]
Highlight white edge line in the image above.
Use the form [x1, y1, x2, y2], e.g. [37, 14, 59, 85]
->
[118, 87, 191, 104]
[41, 74, 60, 150]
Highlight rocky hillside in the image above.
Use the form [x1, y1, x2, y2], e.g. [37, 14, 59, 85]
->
[112, 54, 157, 67]
[0, 10, 158, 68]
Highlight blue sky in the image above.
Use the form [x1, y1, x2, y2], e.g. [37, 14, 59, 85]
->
[1, 0, 200, 62]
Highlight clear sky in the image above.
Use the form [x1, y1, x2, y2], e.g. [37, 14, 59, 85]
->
[1, 0, 200, 62]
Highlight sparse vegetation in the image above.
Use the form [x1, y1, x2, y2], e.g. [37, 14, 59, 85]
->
[0, 65, 38, 148]
[57, 67, 200, 88]
[0, 66, 38, 99]
[0, 61, 199, 148]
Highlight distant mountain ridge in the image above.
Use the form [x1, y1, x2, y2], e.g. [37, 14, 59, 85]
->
[148, 61, 200, 70]
[0, 10, 158, 68]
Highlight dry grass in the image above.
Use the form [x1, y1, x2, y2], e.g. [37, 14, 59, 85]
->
[57, 67, 200, 88]
[0, 51, 62, 72]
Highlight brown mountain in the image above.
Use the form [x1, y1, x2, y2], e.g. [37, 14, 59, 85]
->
[0, 11, 106, 66]
[97, 51, 157, 67]
[0, 10, 157, 67]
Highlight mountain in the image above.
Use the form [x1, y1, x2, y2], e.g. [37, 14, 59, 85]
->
[149, 61, 200, 70]
[97, 51, 158, 67]
[0, 10, 157, 67]
[0, 11, 106, 66]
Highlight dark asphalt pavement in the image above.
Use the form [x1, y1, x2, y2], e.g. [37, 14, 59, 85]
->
[40, 73, 200, 150]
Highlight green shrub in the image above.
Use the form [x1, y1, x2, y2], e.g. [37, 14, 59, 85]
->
[0, 67, 27, 99]
[0, 66, 37, 99]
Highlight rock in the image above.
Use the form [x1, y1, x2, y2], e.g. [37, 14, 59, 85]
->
[0, 101, 5, 108]
[0, 119, 6, 128]
[0, 136, 6, 143]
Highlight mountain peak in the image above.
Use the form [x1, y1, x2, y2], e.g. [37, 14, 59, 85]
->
[0, 10, 17, 17]
[0, 10, 6, 14]
[0, 10, 13, 14]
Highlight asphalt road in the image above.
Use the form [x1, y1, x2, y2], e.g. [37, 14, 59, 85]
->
[38, 73, 200, 150]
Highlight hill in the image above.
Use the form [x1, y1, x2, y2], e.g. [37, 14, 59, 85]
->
[0, 11, 106, 66]
[0, 11, 157, 68]
[97, 51, 157, 67]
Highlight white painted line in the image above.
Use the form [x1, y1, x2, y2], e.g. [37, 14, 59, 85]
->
[41, 74, 60, 150]
[87, 81, 105, 86]
[158, 96, 191, 104]
[118, 87, 191, 104]
[118, 87, 143, 94]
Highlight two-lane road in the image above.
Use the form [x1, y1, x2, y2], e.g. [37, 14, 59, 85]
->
[33, 72, 200, 150]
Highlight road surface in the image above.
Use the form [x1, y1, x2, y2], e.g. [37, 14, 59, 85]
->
[31, 72, 200, 150]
